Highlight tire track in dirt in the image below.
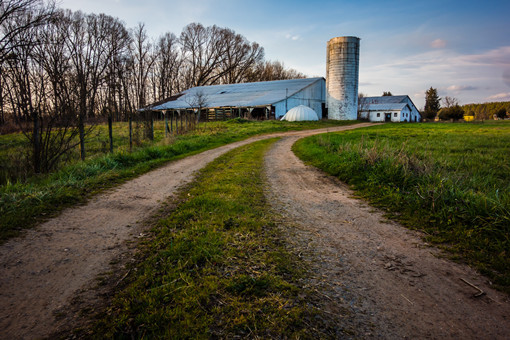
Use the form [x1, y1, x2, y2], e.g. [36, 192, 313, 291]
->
[0, 124, 372, 339]
[265, 136, 510, 339]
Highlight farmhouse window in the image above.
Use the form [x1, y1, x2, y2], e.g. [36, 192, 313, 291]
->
[377, 113, 380, 117]
[394, 112, 397, 117]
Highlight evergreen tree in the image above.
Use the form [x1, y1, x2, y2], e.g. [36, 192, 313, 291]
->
[382, 91, 392, 96]
[424, 87, 440, 120]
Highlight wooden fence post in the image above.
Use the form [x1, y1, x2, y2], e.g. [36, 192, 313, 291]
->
[108, 114, 113, 153]
[129, 113, 133, 151]
[164, 111, 168, 137]
[180, 110, 183, 132]
[79, 115, 85, 161]
[150, 112, 154, 141]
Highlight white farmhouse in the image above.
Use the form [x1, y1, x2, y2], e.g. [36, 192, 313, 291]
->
[359, 95, 421, 122]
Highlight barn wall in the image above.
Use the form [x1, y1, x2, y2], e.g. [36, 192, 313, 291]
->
[402, 97, 421, 122]
[368, 111, 386, 122]
[273, 79, 325, 118]
[399, 106, 412, 122]
[365, 110, 403, 122]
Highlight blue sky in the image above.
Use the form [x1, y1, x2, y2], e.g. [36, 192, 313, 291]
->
[59, 0, 510, 108]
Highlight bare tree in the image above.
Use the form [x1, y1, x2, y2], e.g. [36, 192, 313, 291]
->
[185, 89, 209, 124]
[244, 60, 305, 82]
[357, 92, 369, 120]
[217, 28, 264, 84]
[152, 32, 181, 101]
[180, 23, 221, 87]
[0, 0, 55, 125]
[131, 23, 157, 109]
[0, 0, 55, 65]
[442, 96, 459, 108]
[62, 10, 121, 159]
[102, 14, 131, 121]
[1, 7, 84, 174]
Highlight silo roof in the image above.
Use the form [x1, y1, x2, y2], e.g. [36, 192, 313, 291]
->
[149, 78, 324, 110]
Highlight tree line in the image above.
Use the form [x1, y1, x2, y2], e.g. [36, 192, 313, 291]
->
[423, 87, 508, 121]
[0, 0, 304, 174]
[461, 101, 509, 120]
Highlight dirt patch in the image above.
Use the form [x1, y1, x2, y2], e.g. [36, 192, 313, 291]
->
[265, 136, 510, 339]
[0, 124, 372, 339]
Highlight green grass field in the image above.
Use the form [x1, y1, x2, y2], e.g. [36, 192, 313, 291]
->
[293, 121, 510, 292]
[89, 139, 341, 338]
[0, 119, 357, 184]
[0, 119, 357, 242]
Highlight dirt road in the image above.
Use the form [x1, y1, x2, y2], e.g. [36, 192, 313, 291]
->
[265, 136, 510, 339]
[0, 124, 371, 339]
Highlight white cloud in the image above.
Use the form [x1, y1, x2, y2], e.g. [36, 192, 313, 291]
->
[285, 34, 300, 41]
[486, 92, 510, 101]
[447, 85, 478, 91]
[430, 39, 446, 49]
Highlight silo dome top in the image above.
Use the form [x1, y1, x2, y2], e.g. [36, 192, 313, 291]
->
[328, 36, 360, 44]
[280, 105, 319, 121]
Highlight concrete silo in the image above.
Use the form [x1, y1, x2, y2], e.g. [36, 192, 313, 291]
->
[326, 36, 360, 120]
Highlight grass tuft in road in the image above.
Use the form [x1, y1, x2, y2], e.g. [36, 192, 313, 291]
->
[91, 138, 342, 338]
[293, 122, 510, 293]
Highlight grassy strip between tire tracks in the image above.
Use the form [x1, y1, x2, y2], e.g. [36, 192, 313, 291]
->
[293, 122, 510, 293]
[86, 138, 343, 338]
[0, 119, 357, 242]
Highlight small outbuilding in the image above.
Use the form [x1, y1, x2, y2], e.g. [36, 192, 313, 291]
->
[280, 105, 319, 121]
[359, 95, 421, 122]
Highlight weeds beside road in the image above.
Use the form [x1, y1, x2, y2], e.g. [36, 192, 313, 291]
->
[293, 121, 510, 292]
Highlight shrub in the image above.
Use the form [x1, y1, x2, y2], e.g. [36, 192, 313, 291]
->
[495, 108, 507, 119]
[438, 105, 465, 121]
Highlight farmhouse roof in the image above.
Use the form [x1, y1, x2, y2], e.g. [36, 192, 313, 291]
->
[360, 95, 421, 112]
[149, 77, 324, 111]
[363, 95, 410, 104]
[364, 103, 409, 111]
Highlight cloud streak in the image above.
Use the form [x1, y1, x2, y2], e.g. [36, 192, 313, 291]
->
[430, 39, 446, 49]
[487, 92, 510, 101]
[447, 85, 478, 91]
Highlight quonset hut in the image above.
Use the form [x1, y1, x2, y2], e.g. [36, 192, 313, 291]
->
[149, 78, 325, 121]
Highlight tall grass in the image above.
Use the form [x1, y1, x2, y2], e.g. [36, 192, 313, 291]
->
[0, 119, 357, 242]
[90, 139, 341, 338]
[293, 122, 510, 292]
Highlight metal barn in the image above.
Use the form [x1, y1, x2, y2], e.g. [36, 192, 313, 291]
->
[149, 78, 326, 120]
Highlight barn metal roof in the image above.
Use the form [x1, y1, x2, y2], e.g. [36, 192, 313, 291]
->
[150, 77, 324, 111]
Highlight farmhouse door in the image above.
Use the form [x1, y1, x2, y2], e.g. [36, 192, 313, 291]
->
[385, 113, 391, 122]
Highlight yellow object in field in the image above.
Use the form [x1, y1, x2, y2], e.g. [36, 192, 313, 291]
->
[464, 115, 475, 122]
